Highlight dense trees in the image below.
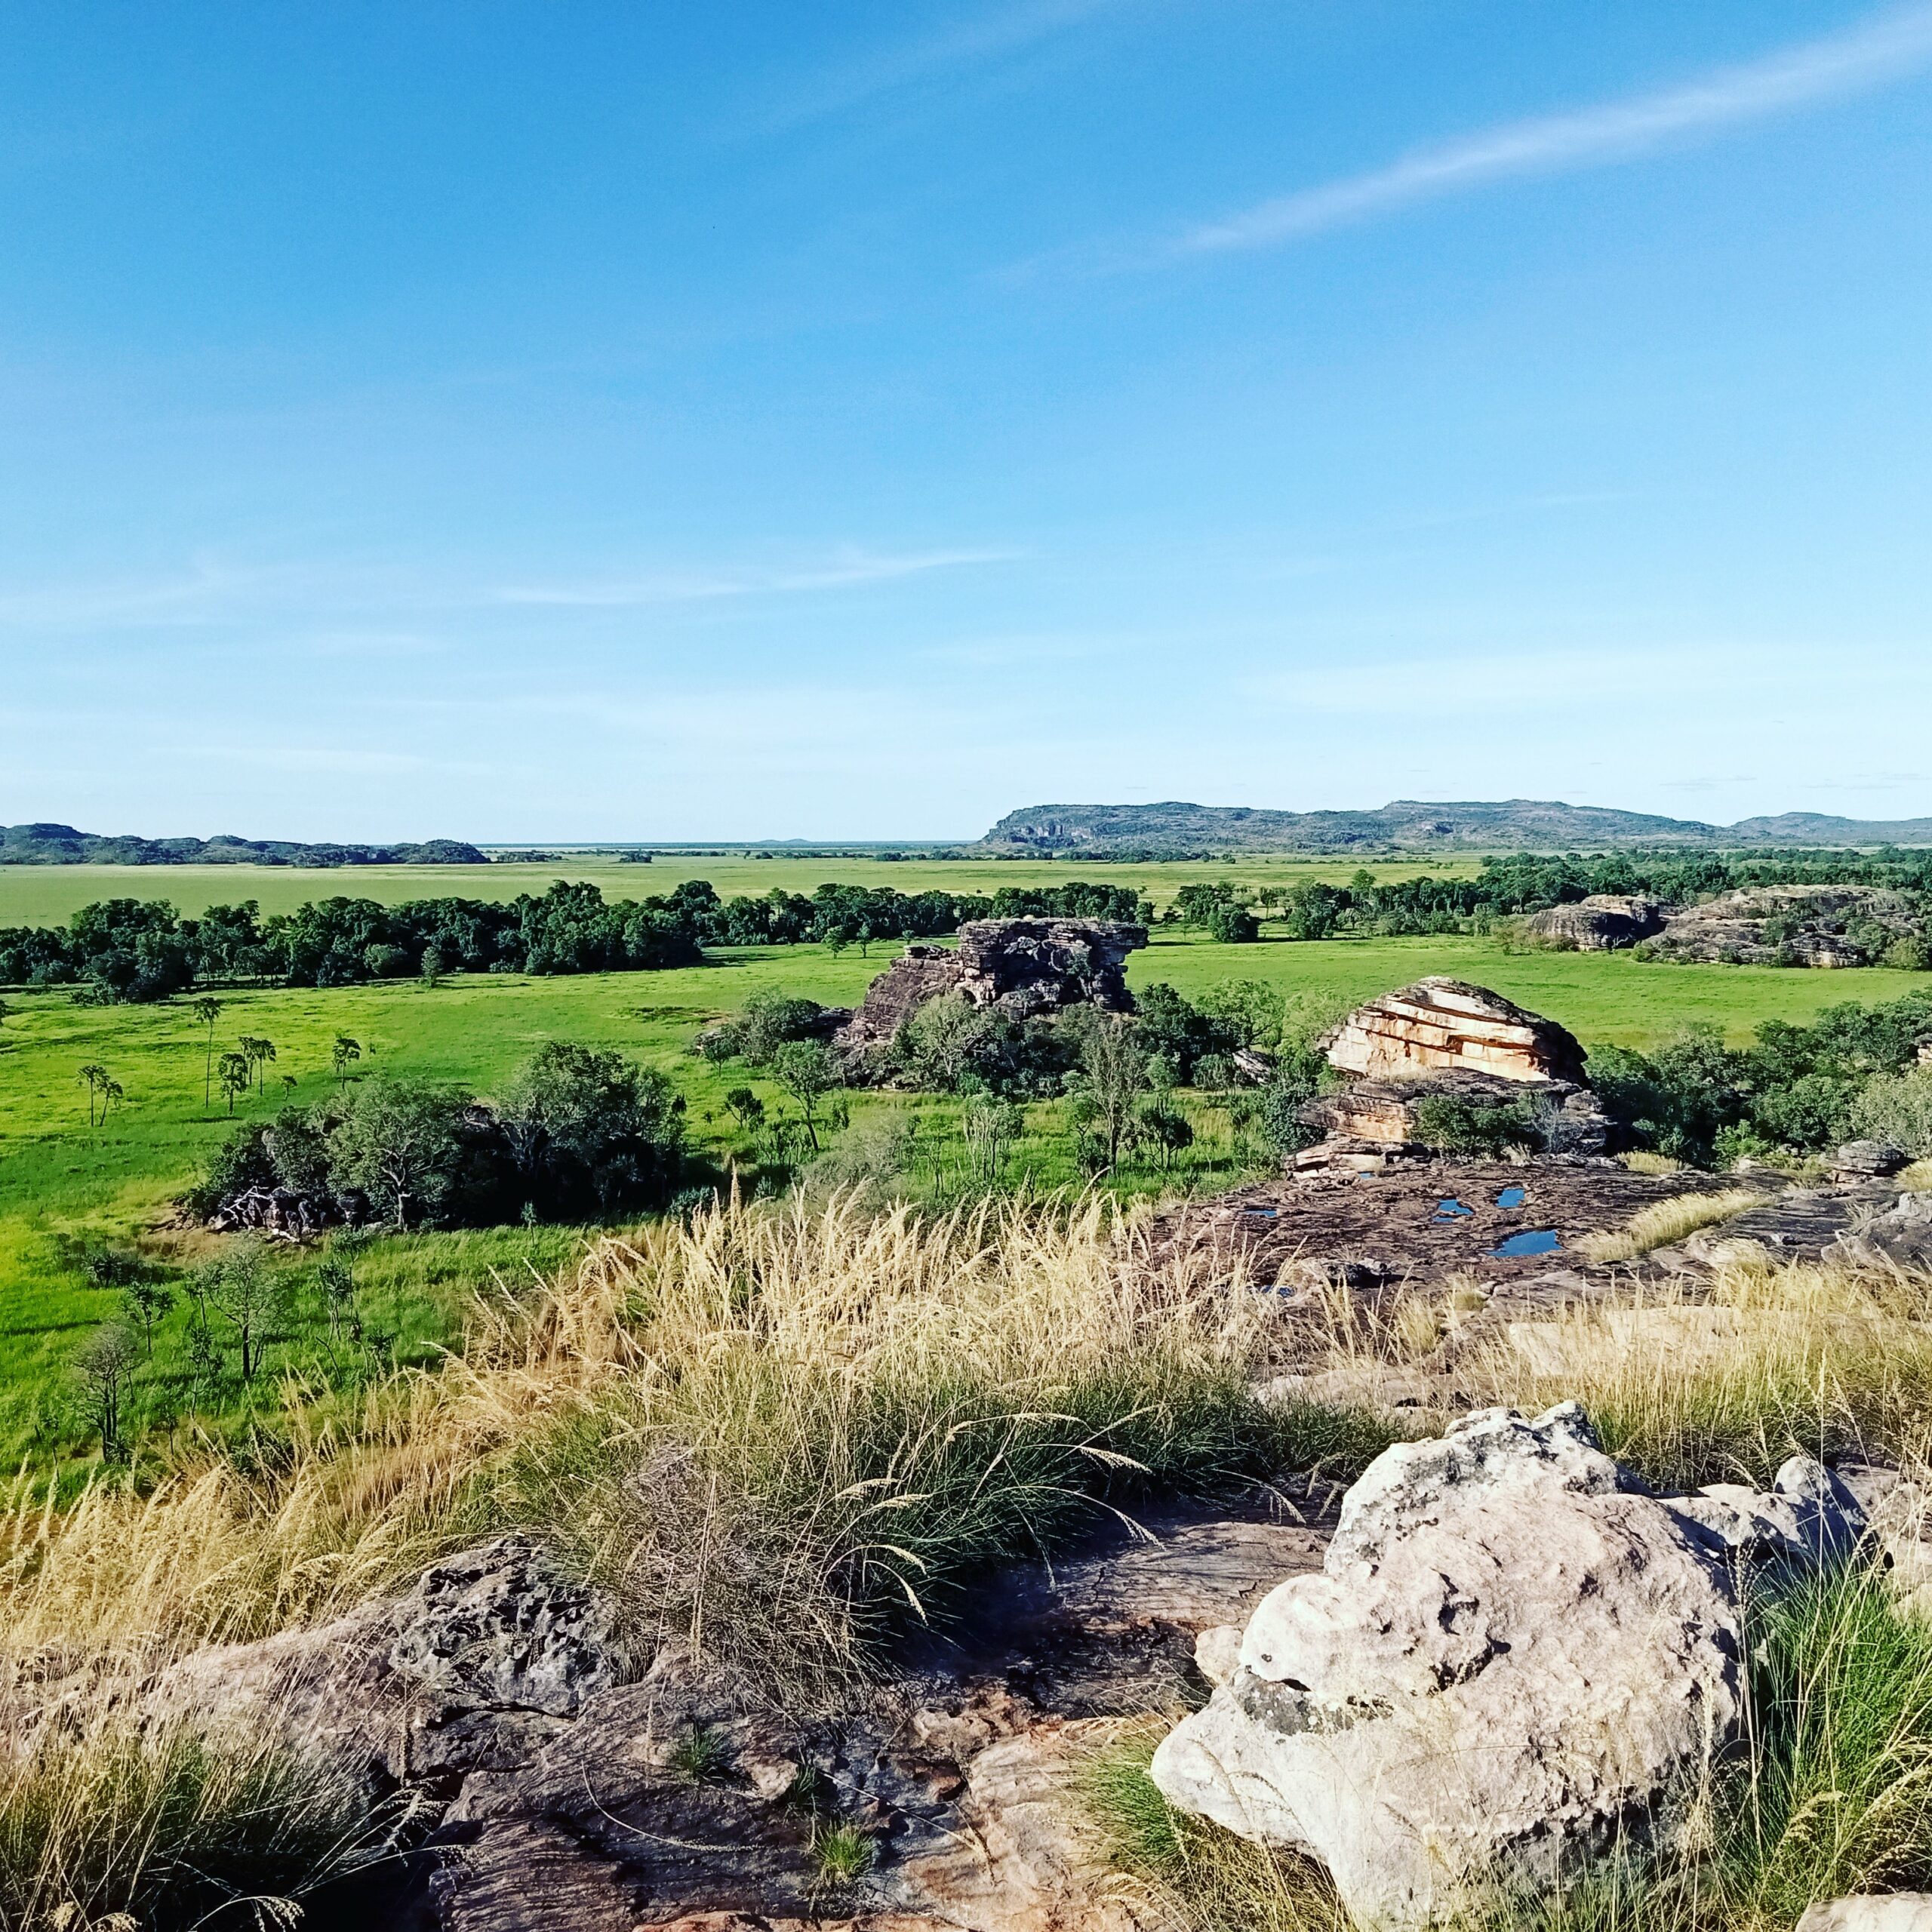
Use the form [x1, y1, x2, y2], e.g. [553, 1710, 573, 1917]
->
[0, 879, 1147, 1004]
[192, 1041, 689, 1231]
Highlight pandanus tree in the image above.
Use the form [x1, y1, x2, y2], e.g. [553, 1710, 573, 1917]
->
[331, 1035, 362, 1088]
[217, 1051, 251, 1115]
[190, 996, 223, 1108]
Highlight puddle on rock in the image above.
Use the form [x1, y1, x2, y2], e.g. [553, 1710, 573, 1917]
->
[1496, 1186, 1527, 1209]
[1432, 1199, 1475, 1220]
[1489, 1228, 1560, 1259]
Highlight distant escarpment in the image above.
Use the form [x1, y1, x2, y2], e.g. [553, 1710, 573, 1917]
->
[980, 798, 1932, 855]
[0, 823, 488, 867]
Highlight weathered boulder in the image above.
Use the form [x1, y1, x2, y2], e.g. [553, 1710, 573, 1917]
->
[1319, 978, 1588, 1085]
[1830, 1190, 1932, 1270]
[149, 1534, 626, 1790]
[1525, 895, 1666, 952]
[1149, 1404, 1857, 1930]
[838, 919, 1146, 1058]
[1830, 1140, 1911, 1182]
[1797, 1900, 1932, 1932]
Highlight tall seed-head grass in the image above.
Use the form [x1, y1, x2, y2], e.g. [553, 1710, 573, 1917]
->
[1574, 1190, 1763, 1265]
[1472, 1253, 1932, 1492]
[500, 1190, 1307, 1697]
[0, 1709, 388, 1932]
[0, 1192, 1321, 1702]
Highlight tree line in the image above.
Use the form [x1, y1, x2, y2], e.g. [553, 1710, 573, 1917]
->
[1205, 849, 1932, 941]
[0, 878, 1146, 1004]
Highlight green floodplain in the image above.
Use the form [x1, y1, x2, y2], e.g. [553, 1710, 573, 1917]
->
[1, 856, 1927, 1467]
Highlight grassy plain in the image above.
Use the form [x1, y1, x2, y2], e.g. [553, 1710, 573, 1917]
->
[1, 916, 1927, 1466]
[0, 853, 1488, 924]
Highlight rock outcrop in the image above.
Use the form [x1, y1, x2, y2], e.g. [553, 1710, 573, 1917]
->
[1150, 1404, 1864, 1931]
[1644, 886, 1924, 968]
[1319, 978, 1588, 1085]
[1524, 895, 1666, 952]
[837, 919, 1146, 1059]
[1301, 1066, 1612, 1157]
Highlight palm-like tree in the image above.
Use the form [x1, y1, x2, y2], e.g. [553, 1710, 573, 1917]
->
[217, 1051, 251, 1115]
[331, 1035, 362, 1088]
[190, 996, 224, 1109]
[77, 1063, 109, 1128]
[240, 1035, 276, 1094]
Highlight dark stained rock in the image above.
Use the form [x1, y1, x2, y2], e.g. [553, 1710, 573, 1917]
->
[837, 919, 1146, 1060]
[1646, 886, 1925, 968]
[1524, 895, 1665, 952]
[1829, 1140, 1910, 1182]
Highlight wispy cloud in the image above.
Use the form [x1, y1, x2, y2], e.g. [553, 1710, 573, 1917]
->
[751, 0, 1126, 134]
[1165, 2, 1932, 259]
[491, 546, 1019, 608]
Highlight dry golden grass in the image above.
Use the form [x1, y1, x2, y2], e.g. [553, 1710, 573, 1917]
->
[1574, 1189, 1763, 1264]
[1471, 1251, 1932, 1491]
[0, 1191, 1304, 1692]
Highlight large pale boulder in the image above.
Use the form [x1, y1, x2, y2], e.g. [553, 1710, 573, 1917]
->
[1149, 1404, 1850, 1930]
[1318, 979, 1588, 1085]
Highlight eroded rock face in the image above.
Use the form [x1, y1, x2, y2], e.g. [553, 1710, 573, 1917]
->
[1319, 978, 1588, 1086]
[1525, 895, 1666, 952]
[838, 919, 1146, 1058]
[1149, 1404, 1832, 1931]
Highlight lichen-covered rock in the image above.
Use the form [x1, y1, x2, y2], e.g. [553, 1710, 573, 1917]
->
[1319, 979, 1588, 1085]
[1149, 1404, 1752, 1930]
[1525, 895, 1666, 952]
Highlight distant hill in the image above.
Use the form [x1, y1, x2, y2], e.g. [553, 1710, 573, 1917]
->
[979, 799, 1932, 855]
[0, 824, 489, 868]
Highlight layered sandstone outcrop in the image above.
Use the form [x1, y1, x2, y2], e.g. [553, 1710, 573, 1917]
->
[837, 918, 1146, 1058]
[1318, 977, 1588, 1085]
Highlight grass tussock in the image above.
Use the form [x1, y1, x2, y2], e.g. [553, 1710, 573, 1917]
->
[1574, 1189, 1764, 1265]
[499, 1191, 1333, 1694]
[1475, 1252, 1932, 1493]
[0, 1192, 1340, 1699]
[0, 1709, 389, 1932]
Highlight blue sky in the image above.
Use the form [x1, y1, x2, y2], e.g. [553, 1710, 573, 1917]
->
[3, 2, 1930, 841]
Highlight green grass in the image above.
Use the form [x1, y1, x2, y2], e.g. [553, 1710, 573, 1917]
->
[0, 852, 1491, 925]
[0, 925, 1924, 1469]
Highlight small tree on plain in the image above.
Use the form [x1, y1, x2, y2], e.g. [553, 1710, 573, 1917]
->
[421, 945, 445, 988]
[241, 1035, 277, 1094]
[122, 1274, 175, 1360]
[74, 1322, 140, 1462]
[1067, 1017, 1148, 1171]
[331, 1035, 363, 1088]
[217, 1051, 251, 1115]
[771, 1040, 837, 1151]
[961, 1094, 1025, 1184]
[204, 1241, 288, 1385]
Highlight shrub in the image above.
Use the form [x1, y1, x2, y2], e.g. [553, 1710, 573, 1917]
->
[1851, 1066, 1932, 1158]
[1410, 1091, 1542, 1157]
[498, 1041, 685, 1215]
